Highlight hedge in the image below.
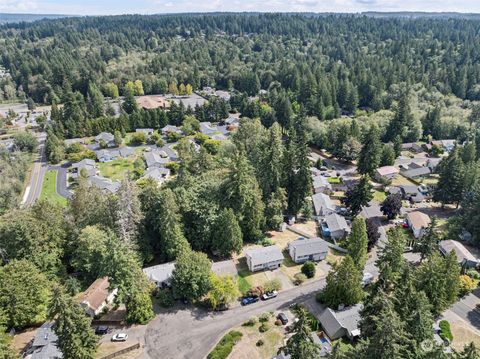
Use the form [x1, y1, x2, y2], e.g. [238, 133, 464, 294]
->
[439, 320, 453, 342]
[207, 331, 243, 359]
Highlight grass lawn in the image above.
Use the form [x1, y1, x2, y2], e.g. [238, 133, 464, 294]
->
[40, 170, 67, 206]
[327, 177, 342, 184]
[237, 270, 252, 294]
[373, 190, 387, 202]
[98, 158, 135, 181]
[207, 331, 243, 359]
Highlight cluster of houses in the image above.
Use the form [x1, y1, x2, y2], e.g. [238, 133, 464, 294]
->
[200, 87, 232, 101]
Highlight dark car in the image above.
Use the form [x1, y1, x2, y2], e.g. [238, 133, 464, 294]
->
[277, 313, 288, 325]
[95, 326, 109, 335]
[241, 296, 259, 306]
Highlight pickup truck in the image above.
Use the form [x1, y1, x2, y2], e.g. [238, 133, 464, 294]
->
[241, 296, 259, 306]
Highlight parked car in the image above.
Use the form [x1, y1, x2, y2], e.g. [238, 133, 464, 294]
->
[320, 166, 328, 171]
[322, 172, 332, 177]
[277, 313, 288, 325]
[261, 291, 278, 300]
[111, 333, 128, 342]
[95, 326, 109, 335]
[241, 296, 259, 306]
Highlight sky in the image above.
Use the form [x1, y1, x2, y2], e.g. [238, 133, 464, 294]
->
[1, 0, 480, 16]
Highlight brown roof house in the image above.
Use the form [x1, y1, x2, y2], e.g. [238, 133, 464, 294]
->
[80, 277, 117, 317]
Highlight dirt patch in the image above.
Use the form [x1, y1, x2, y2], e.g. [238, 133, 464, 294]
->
[450, 321, 480, 351]
[290, 221, 318, 237]
[12, 328, 37, 353]
[228, 316, 286, 359]
[96, 340, 140, 359]
[266, 230, 298, 250]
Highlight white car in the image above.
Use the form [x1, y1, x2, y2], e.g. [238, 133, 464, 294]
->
[111, 333, 128, 342]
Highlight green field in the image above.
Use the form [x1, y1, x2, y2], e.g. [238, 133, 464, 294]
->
[40, 170, 67, 206]
[98, 158, 134, 180]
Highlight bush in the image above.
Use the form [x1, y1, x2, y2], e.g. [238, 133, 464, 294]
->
[294, 273, 307, 285]
[242, 317, 257, 327]
[13, 131, 38, 153]
[258, 312, 271, 323]
[439, 320, 453, 342]
[275, 319, 283, 326]
[259, 238, 274, 247]
[259, 323, 270, 333]
[301, 261, 316, 279]
[256, 339, 264, 347]
[130, 132, 147, 145]
[207, 330, 243, 359]
[459, 275, 477, 296]
[156, 289, 175, 308]
[264, 279, 282, 293]
[467, 269, 480, 280]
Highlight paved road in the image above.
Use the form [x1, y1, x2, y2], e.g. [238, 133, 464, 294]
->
[138, 278, 329, 359]
[21, 133, 47, 207]
[448, 288, 480, 331]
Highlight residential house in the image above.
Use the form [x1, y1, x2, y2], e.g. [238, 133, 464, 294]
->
[143, 262, 176, 288]
[288, 237, 329, 263]
[87, 176, 121, 194]
[401, 166, 431, 179]
[318, 304, 362, 341]
[214, 90, 231, 101]
[211, 260, 238, 277]
[322, 213, 350, 240]
[80, 277, 117, 317]
[64, 138, 85, 147]
[427, 158, 442, 172]
[312, 193, 336, 217]
[95, 149, 119, 162]
[245, 245, 284, 272]
[439, 240, 479, 269]
[94, 132, 115, 147]
[136, 128, 154, 137]
[431, 139, 456, 152]
[143, 167, 171, 182]
[406, 211, 431, 238]
[401, 142, 424, 153]
[312, 175, 333, 194]
[144, 151, 170, 168]
[310, 167, 322, 177]
[27, 322, 62, 359]
[199, 122, 218, 135]
[211, 133, 228, 141]
[400, 185, 424, 203]
[71, 159, 97, 179]
[359, 202, 383, 220]
[119, 146, 134, 158]
[161, 125, 182, 136]
[375, 166, 399, 181]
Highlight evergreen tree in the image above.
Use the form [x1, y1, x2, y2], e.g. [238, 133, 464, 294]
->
[48, 286, 98, 359]
[413, 217, 440, 262]
[87, 83, 104, 118]
[376, 228, 407, 291]
[125, 289, 154, 325]
[264, 187, 287, 231]
[347, 217, 368, 270]
[283, 308, 319, 359]
[358, 125, 381, 176]
[122, 85, 138, 114]
[380, 144, 396, 167]
[319, 255, 364, 308]
[223, 152, 265, 241]
[386, 91, 412, 142]
[211, 208, 243, 258]
[115, 178, 143, 247]
[433, 148, 465, 208]
[343, 175, 373, 217]
[258, 122, 284, 199]
[366, 217, 380, 251]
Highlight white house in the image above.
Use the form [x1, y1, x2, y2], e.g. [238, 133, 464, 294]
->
[406, 211, 431, 238]
[439, 240, 479, 269]
[312, 193, 336, 217]
[322, 213, 350, 240]
[288, 237, 329, 263]
[312, 175, 333, 194]
[80, 277, 117, 317]
[375, 166, 399, 181]
[318, 305, 362, 341]
[245, 245, 284, 272]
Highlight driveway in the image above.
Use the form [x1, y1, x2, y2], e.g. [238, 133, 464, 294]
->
[50, 164, 72, 199]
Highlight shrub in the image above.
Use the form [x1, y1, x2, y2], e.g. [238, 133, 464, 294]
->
[256, 339, 264, 347]
[264, 279, 282, 293]
[259, 312, 271, 323]
[207, 331, 243, 359]
[275, 319, 283, 326]
[242, 317, 257, 327]
[156, 289, 175, 308]
[130, 132, 147, 145]
[467, 269, 480, 280]
[259, 238, 274, 247]
[294, 273, 307, 285]
[301, 261, 316, 279]
[259, 323, 270, 333]
[459, 274, 477, 296]
[439, 320, 453, 342]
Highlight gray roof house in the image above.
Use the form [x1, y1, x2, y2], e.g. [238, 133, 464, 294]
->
[143, 262, 176, 288]
[401, 166, 431, 179]
[318, 304, 362, 341]
[288, 237, 329, 264]
[94, 132, 115, 147]
[136, 128, 154, 137]
[143, 167, 171, 182]
[199, 122, 218, 135]
[87, 176, 121, 194]
[312, 193, 336, 217]
[71, 159, 97, 179]
[144, 151, 171, 168]
[439, 240, 479, 269]
[312, 175, 332, 194]
[161, 125, 182, 135]
[28, 322, 62, 359]
[95, 149, 119, 162]
[245, 245, 284, 272]
[119, 146, 135, 158]
[322, 213, 350, 240]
